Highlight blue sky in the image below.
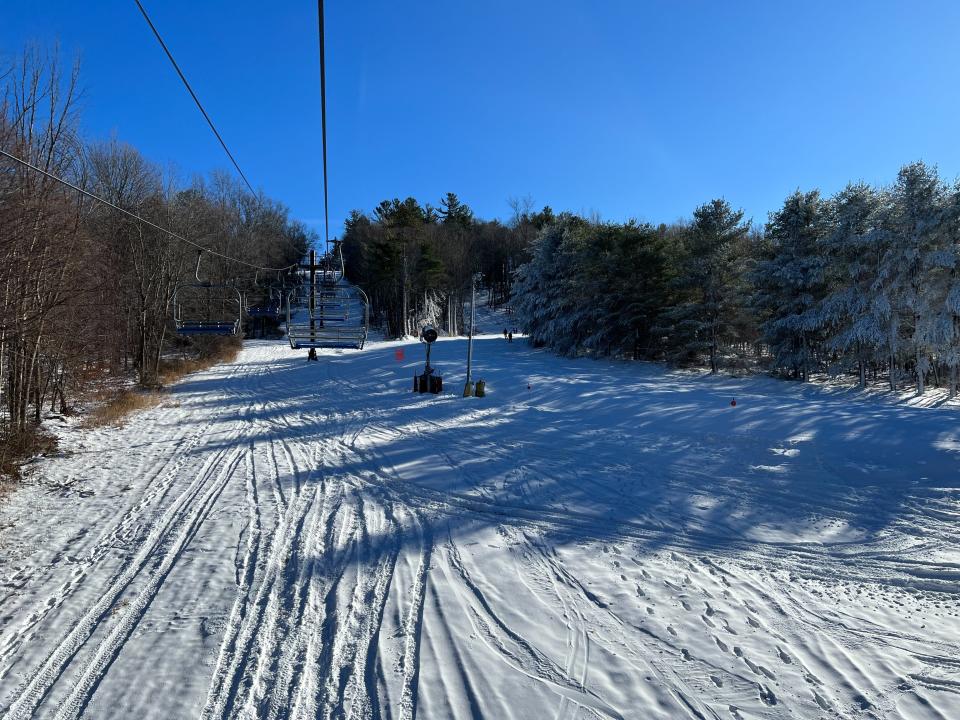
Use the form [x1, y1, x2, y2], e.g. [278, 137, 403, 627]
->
[3, 1, 960, 236]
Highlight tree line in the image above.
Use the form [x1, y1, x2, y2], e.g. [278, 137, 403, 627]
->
[344, 164, 960, 398]
[512, 163, 960, 396]
[0, 48, 306, 454]
[341, 193, 547, 337]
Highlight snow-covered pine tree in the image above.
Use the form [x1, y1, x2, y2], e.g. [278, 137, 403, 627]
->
[602, 223, 672, 360]
[557, 227, 607, 354]
[754, 190, 829, 381]
[557, 222, 670, 359]
[927, 183, 960, 396]
[661, 199, 750, 373]
[817, 183, 887, 387]
[882, 162, 947, 394]
[513, 218, 674, 359]
[511, 216, 583, 350]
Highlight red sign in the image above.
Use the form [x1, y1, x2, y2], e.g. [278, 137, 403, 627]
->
[395, 348, 405, 361]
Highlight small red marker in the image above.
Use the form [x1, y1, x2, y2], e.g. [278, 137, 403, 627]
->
[394, 348, 405, 361]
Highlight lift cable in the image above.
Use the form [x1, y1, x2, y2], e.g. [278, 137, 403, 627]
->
[0, 147, 297, 272]
[133, 0, 258, 198]
[317, 0, 331, 249]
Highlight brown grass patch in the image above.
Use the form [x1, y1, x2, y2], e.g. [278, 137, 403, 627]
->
[83, 389, 164, 428]
[159, 336, 242, 385]
[0, 428, 58, 485]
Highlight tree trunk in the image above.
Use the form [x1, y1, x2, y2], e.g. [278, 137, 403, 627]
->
[915, 343, 924, 395]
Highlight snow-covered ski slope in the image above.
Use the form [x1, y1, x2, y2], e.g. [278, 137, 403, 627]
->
[0, 336, 958, 719]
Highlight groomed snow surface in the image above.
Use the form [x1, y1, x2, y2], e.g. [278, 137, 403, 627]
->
[1, 334, 958, 719]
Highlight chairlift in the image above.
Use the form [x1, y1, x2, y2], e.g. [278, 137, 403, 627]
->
[286, 283, 368, 350]
[246, 280, 284, 321]
[253, 273, 292, 321]
[173, 253, 243, 336]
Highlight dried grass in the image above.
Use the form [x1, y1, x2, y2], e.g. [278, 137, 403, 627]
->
[86, 337, 242, 428]
[0, 429, 58, 484]
[159, 336, 242, 385]
[83, 389, 163, 428]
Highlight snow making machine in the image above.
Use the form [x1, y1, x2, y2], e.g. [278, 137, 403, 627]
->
[413, 325, 442, 394]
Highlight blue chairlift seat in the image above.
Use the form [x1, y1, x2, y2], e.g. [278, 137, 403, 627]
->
[246, 300, 283, 320]
[176, 320, 241, 335]
[173, 282, 243, 337]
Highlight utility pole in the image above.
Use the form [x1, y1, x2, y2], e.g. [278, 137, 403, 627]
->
[464, 272, 480, 396]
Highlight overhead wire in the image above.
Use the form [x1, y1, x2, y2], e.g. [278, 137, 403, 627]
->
[133, 0, 258, 198]
[317, 0, 330, 250]
[0, 147, 297, 272]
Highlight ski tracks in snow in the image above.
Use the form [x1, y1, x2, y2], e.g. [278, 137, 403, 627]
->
[2, 339, 958, 718]
[195, 356, 434, 720]
[2, 362, 256, 718]
[0, 365, 245, 683]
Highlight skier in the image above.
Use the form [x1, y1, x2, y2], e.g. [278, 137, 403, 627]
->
[507, 331, 513, 343]
[503, 328, 508, 339]
[308, 348, 318, 362]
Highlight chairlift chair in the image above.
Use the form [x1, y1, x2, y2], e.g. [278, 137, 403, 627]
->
[173, 284, 243, 335]
[246, 283, 284, 320]
[285, 282, 369, 350]
[172, 253, 243, 336]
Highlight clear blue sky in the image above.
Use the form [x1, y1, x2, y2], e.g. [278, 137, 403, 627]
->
[3, 1, 960, 236]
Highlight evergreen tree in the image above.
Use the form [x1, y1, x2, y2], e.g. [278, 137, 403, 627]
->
[754, 190, 828, 380]
[881, 162, 946, 393]
[413, 241, 446, 296]
[817, 183, 886, 387]
[512, 219, 673, 359]
[925, 183, 960, 395]
[369, 198, 429, 336]
[512, 217, 583, 349]
[581, 223, 671, 359]
[438, 192, 474, 228]
[661, 199, 750, 373]
[342, 195, 530, 338]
